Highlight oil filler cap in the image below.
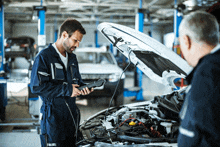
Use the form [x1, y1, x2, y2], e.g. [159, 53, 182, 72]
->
[129, 121, 136, 126]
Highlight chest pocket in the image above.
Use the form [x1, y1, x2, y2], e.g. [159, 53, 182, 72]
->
[70, 63, 79, 84]
[52, 63, 65, 80]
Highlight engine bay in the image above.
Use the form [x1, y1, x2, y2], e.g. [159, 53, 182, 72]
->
[79, 91, 185, 146]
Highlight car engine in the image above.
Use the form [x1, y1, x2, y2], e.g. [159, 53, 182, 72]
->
[79, 90, 185, 147]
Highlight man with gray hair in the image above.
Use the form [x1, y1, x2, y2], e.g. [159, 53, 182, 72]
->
[178, 11, 220, 146]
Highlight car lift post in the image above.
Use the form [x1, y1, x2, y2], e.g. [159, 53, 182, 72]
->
[33, 5, 46, 52]
[173, 0, 184, 89]
[124, 0, 144, 101]
[134, 0, 144, 101]
[32, 3, 46, 124]
[173, 0, 183, 55]
[0, 1, 7, 122]
[54, 15, 58, 42]
[109, 15, 114, 53]
[95, 17, 100, 48]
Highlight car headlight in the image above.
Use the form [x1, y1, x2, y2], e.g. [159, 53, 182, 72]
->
[109, 73, 125, 82]
[109, 74, 119, 82]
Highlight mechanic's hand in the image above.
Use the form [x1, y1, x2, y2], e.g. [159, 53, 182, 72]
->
[71, 84, 82, 97]
[80, 87, 94, 96]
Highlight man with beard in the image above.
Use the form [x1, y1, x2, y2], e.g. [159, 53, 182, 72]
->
[30, 18, 93, 147]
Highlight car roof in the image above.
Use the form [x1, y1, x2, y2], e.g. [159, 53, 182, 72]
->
[6, 36, 35, 44]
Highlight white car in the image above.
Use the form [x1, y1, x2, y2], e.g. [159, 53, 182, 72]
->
[74, 47, 125, 106]
[78, 22, 193, 147]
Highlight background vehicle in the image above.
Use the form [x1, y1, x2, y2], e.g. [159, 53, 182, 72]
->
[74, 47, 125, 106]
[5, 36, 36, 64]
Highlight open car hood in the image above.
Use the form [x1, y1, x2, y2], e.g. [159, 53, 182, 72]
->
[97, 22, 192, 90]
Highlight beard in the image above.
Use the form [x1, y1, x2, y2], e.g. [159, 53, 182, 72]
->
[63, 39, 76, 53]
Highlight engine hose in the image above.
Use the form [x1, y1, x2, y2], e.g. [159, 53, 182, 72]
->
[105, 49, 133, 119]
[117, 135, 172, 144]
[64, 99, 78, 143]
[83, 123, 102, 130]
[117, 135, 178, 144]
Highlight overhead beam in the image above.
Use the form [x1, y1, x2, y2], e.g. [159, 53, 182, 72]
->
[7, 1, 171, 9]
[4, 11, 137, 17]
[5, 15, 172, 25]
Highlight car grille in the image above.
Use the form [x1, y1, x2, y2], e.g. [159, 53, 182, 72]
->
[81, 74, 111, 79]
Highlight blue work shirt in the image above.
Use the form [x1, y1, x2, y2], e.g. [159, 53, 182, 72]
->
[178, 45, 220, 147]
[30, 44, 85, 142]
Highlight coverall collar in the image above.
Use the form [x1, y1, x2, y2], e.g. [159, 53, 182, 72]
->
[186, 45, 220, 84]
[211, 43, 220, 54]
[48, 43, 60, 58]
[48, 43, 76, 68]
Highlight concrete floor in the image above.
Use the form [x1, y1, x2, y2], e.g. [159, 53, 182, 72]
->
[0, 69, 171, 147]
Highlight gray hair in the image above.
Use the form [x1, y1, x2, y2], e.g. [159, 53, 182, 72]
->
[179, 11, 219, 45]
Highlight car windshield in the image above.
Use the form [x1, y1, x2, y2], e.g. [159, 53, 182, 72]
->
[75, 52, 115, 64]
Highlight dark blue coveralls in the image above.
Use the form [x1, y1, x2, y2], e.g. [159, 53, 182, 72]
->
[178, 45, 220, 147]
[30, 44, 85, 147]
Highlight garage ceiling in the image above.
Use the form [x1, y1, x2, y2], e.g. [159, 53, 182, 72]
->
[3, 0, 219, 25]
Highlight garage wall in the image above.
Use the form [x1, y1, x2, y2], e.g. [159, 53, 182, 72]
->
[12, 23, 52, 44]
[9, 22, 170, 48]
[5, 20, 12, 39]
[6, 22, 173, 69]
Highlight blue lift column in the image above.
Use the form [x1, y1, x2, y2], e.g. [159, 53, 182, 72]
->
[173, 0, 183, 54]
[54, 15, 58, 42]
[173, 0, 184, 88]
[134, 0, 144, 101]
[0, 2, 4, 73]
[0, 1, 7, 121]
[33, 5, 47, 52]
[54, 29, 58, 42]
[109, 16, 114, 53]
[30, 5, 46, 120]
[95, 17, 100, 48]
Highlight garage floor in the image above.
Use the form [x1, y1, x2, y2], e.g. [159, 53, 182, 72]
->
[0, 69, 168, 147]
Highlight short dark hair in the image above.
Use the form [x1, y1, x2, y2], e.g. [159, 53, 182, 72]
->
[59, 18, 86, 38]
